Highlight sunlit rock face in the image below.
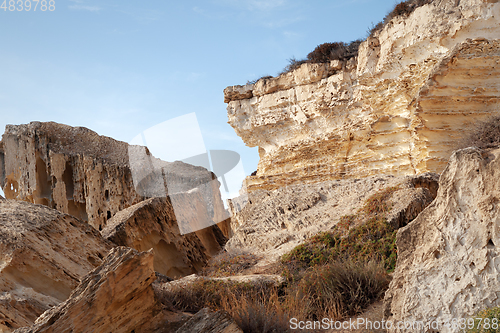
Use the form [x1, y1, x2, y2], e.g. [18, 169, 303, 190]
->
[384, 147, 500, 333]
[225, 0, 500, 192]
[0, 200, 112, 332]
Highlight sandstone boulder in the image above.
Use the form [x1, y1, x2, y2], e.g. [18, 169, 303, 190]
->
[101, 195, 227, 278]
[225, 0, 500, 192]
[175, 308, 243, 333]
[384, 147, 500, 332]
[0, 122, 229, 234]
[227, 174, 438, 259]
[14, 247, 190, 333]
[0, 200, 112, 332]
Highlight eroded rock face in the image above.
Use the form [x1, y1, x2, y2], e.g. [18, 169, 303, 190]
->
[14, 247, 189, 333]
[384, 147, 500, 332]
[227, 174, 438, 259]
[0, 122, 228, 234]
[0, 200, 112, 332]
[101, 195, 227, 278]
[225, 0, 500, 192]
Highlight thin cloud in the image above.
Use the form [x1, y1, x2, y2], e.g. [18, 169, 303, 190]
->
[68, 4, 101, 12]
[214, 0, 287, 12]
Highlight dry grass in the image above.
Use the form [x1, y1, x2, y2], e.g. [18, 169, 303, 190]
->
[163, 259, 389, 333]
[292, 260, 390, 321]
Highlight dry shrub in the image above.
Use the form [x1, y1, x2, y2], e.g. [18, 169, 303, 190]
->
[369, 0, 434, 36]
[280, 57, 308, 75]
[457, 115, 500, 150]
[163, 259, 389, 332]
[247, 75, 273, 85]
[384, 0, 434, 23]
[164, 279, 296, 333]
[306, 40, 361, 64]
[293, 260, 390, 320]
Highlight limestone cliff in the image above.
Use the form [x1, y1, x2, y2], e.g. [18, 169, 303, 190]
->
[0, 122, 228, 234]
[384, 147, 500, 332]
[225, 0, 500, 192]
[0, 200, 112, 332]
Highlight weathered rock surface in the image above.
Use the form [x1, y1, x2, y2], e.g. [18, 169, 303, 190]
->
[0, 200, 112, 332]
[175, 308, 243, 333]
[384, 147, 500, 332]
[0, 122, 229, 234]
[14, 247, 190, 333]
[102, 195, 227, 278]
[227, 174, 438, 259]
[225, 0, 500, 192]
[164, 273, 285, 291]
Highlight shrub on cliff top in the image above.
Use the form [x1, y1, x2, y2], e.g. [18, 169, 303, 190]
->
[370, 0, 435, 36]
[306, 39, 362, 64]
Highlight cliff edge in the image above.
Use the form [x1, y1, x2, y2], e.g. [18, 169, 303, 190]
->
[225, 0, 500, 192]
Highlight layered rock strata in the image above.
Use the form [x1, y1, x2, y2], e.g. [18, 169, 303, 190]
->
[225, 0, 500, 192]
[0, 122, 228, 234]
[14, 247, 190, 333]
[227, 174, 438, 258]
[384, 147, 500, 333]
[102, 196, 227, 278]
[0, 200, 112, 332]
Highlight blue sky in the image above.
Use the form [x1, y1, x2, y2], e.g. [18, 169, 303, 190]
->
[0, 0, 399, 199]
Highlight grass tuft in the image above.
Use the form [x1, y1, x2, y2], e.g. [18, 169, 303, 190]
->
[466, 306, 500, 333]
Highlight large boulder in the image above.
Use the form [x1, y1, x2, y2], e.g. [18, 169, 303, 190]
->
[0, 200, 112, 332]
[14, 247, 190, 333]
[384, 147, 500, 332]
[101, 195, 227, 278]
[0, 122, 229, 234]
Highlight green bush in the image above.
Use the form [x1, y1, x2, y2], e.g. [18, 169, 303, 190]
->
[282, 185, 400, 273]
[465, 306, 500, 333]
